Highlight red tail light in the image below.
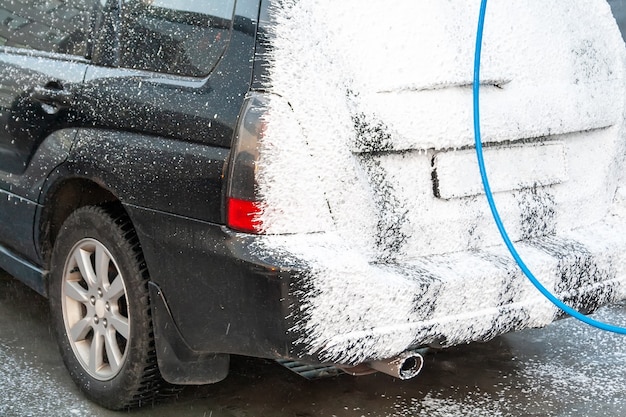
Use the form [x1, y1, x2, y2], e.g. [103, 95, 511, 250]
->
[226, 197, 263, 233]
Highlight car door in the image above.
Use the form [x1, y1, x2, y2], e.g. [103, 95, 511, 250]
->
[0, 0, 94, 263]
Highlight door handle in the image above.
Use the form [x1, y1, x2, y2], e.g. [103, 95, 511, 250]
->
[31, 83, 74, 114]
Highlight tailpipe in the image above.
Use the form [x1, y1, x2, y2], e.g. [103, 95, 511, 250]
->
[368, 351, 424, 380]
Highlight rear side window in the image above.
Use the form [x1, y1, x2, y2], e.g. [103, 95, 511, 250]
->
[120, 0, 236, 77]
[0, 0, 93, 56]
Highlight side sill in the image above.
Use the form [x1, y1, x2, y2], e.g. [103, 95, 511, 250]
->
[0, 245, 47, 296]
[149, 282, 230, 385]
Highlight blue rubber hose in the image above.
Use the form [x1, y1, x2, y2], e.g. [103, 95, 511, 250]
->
[473, 0, 626, 334]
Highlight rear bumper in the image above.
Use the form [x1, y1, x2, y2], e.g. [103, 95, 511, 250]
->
[253, 212, 626, 365]
[128, 204, 626, 368]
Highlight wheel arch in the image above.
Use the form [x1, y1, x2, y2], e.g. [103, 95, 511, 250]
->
[37, 174, 121, 268]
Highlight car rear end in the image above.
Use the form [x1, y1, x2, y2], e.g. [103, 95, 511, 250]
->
[223, 0, 626, 366]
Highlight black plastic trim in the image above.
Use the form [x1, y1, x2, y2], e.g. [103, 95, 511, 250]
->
[149, 282, 230, 385]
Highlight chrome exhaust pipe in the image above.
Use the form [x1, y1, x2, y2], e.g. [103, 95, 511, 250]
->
[367, 351, 424, 380]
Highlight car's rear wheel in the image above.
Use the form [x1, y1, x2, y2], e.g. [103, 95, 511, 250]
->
[49, 205, 173, 409]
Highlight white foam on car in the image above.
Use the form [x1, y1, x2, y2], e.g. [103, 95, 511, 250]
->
[251, 0, 626, 363]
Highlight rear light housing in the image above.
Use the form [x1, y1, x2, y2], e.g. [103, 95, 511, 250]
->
[226, 92, 334, 234]
[226, 93, 267, 233]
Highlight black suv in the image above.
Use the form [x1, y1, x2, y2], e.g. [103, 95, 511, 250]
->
[2, 0, 626, 411]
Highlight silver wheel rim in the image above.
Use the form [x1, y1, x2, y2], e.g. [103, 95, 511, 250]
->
[61, 238, 130, 381]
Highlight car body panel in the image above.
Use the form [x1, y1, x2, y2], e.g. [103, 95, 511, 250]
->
[0, 46, 86, 266]
[46, 129, 229, 223]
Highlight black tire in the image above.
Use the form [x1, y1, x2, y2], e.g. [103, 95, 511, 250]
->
[48, 205, 175, 410]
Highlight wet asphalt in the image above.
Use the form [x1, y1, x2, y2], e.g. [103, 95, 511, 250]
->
[1, 268, 625, 417]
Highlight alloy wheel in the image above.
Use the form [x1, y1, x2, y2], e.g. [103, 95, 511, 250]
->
[62, 238, 130, 381]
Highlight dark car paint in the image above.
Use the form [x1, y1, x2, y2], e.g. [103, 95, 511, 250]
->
[0, 0, 277, 383]
[2, 0, 256, 258]
[0, 50, 86, 267]
[0, 129, 77, 262]
[0, 53, 87, 174]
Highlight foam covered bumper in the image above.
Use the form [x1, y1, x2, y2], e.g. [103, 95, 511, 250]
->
[254, 212, 626, 365]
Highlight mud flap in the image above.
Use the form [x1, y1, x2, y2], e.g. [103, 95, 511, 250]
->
[149, 282, 229, 385]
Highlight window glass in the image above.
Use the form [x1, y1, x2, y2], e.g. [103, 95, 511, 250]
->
[120, 0, 235, 77]
[0, 0, 93, 56]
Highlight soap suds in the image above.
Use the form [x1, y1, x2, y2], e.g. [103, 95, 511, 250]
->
[252, 0, 626, 363]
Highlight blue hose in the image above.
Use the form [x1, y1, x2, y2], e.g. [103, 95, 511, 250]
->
[473, 0, 626, 334]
